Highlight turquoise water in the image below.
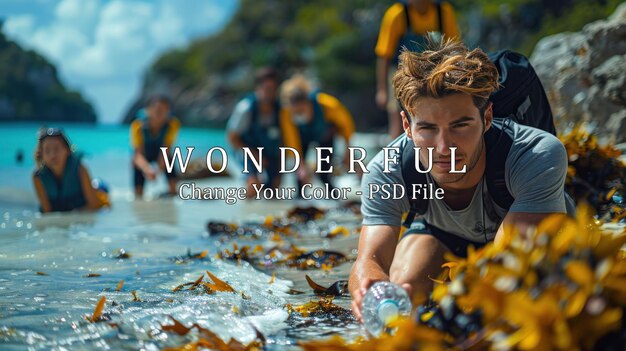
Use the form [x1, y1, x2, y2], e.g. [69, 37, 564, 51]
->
[0, 123, 229, 206]
[0, 123, 364, 350]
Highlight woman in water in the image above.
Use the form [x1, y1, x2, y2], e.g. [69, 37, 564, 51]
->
[32, 128, 109, 213]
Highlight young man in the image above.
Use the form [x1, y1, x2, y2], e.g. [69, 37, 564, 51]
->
[227, 67, 300, 196]
[350, 39, 575, 320]
[130, 95, 180, 198]
[375, 0, 460, 139]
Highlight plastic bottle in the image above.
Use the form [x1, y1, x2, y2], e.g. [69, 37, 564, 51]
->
[361, 281, 412, 337]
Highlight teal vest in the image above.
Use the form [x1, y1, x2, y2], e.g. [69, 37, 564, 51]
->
[240, 94, 281, 158]
[297, 92, 330, 146]
[141, 121, 170, 161]
[37, 153, 86, 212]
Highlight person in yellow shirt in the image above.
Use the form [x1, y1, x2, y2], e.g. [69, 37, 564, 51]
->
[375, 0, 460, 139]
[129, 95, 180, 198]
[281, 75, 355, 191]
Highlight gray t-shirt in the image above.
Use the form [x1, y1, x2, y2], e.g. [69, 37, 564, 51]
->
[361, 120, 576, 243]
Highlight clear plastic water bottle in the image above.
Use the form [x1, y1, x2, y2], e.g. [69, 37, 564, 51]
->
[361, 281, 412, 337]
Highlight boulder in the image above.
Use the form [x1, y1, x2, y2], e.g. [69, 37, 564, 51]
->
[530, 4, 626, 143]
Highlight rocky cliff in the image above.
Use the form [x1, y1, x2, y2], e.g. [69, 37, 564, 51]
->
[531, 3, 626, 143]
[0, 23, 97, 123]
[122, 0, 387, 130]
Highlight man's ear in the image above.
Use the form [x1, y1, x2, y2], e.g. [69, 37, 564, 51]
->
[401, 110, 412, 138]
[483, 102, 493, 133]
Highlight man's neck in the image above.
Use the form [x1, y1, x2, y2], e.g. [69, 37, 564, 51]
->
[435, 146, 486, 209]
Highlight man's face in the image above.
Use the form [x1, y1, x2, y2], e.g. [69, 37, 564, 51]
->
[402, 93, 492, 186]
[255, 78, 278, 104]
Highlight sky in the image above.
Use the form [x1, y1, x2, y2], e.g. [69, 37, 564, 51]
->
[2, 0, 238, 124]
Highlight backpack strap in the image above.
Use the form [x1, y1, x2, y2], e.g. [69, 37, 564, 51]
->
[436, 1, 443, 34]
[402, 1, 443, 35]
[400, 136, 428, 228]
[402, 2, 412, 34]
[484, 119, 515, 210]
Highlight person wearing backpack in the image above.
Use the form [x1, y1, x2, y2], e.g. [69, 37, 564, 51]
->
[375, 0, 460, 139]
[350, 39, 575, 321]
[280, 74, 355, 192]
[227, 67, 300, 196]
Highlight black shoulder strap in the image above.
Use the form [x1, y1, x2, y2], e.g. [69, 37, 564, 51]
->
[400, 121, 516, 229]
[484, 120, 515, 210]
[436, 1, 443, 34]
[400, 137, 428, 228]
[402, 2, 412, 34]
[403, 2, 443, 34]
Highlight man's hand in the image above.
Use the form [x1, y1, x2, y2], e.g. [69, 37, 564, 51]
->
[351, 277, 379, 322]
[348, 225, 400, 321]
[144, 167, 157, 180]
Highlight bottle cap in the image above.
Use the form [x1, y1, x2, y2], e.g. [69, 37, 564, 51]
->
[378, 300, 400, 325]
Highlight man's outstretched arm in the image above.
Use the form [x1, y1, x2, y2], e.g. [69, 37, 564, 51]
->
[349, 224, 399, 321]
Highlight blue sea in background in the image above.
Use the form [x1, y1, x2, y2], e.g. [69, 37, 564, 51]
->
[0, 123, 229, 211]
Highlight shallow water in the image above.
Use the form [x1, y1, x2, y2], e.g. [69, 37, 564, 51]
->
[0, 196, 364, 350]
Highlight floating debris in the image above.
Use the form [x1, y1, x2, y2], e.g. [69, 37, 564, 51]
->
[324, 225, 350, 239]
[171, 249, 208, 264]
[115, 280, 124, 292]
[114, 249, 131, 259]
[161, 317, 264, 351]
[86, 296, 106, 323]
[299, 318, 447, 351]
[269, 272, 275, 284]
[305, 275, 349, 297]
[287, 206, 327, 222]
[36, 271, 47, 276]
[205, 270, 236, 293]
[288, 297, 352, 318]
[83, 273, 101, 278]
[131, 290, 142, 302]
[289, 250, 347, 270]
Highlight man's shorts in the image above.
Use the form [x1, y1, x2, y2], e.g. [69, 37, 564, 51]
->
[401, 219, 487, 258]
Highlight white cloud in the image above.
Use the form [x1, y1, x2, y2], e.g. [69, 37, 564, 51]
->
[3, 0, 237, 123]
[4, 14, 36, 42]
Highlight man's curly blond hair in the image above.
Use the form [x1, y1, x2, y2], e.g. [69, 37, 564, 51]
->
[392, 38, 499, 118]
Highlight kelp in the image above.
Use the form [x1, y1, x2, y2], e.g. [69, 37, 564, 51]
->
[561, 126, 626, 222]
[287, 297, 353, 318]
[161, 317, 264, 351]
[131, 291, 142, 302]
[287, 206, 327, 222]
[216, 242, 349, 271]
[115, 280, 124, 292]
[171, 249, 208, 264]
[171, 271, 236, 294]
[86, 296, 107, 323]
[114, 249, 131, 259]
[302, 205, 626, 350]
[306, 275, 349, 297]
[299, 318, 448, 351]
